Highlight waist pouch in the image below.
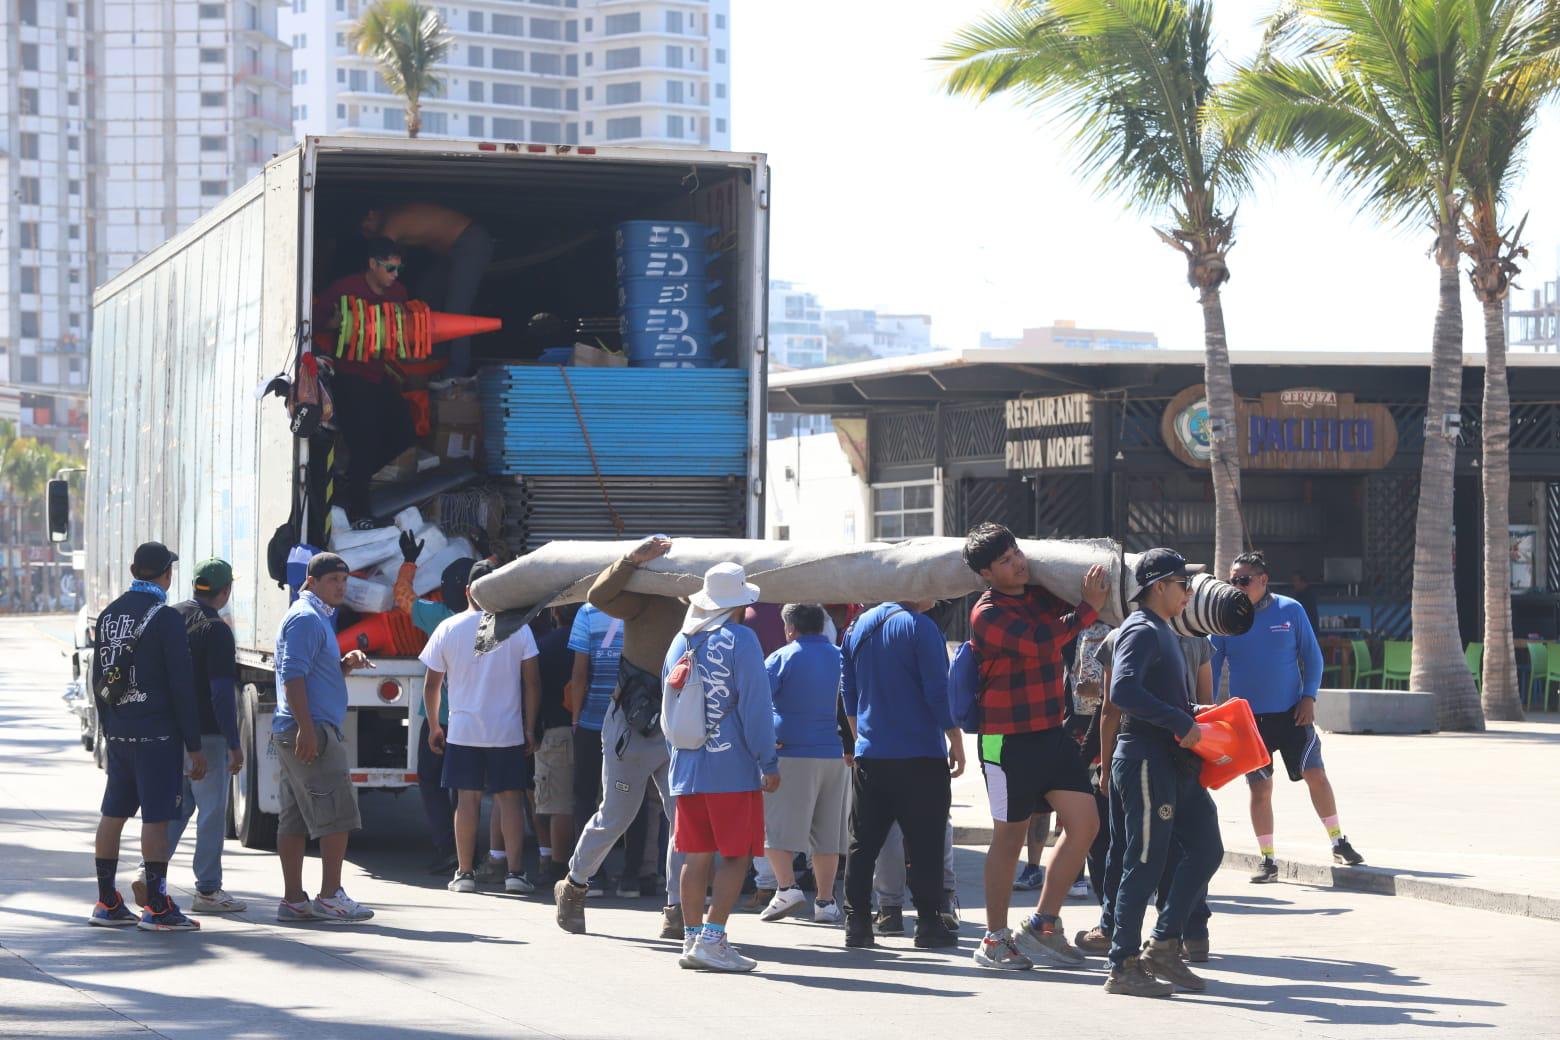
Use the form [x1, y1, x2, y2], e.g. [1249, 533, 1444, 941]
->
[614, 657, 662, 739]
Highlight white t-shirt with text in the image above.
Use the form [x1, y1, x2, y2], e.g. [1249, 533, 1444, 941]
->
[418, 610, 538, 748]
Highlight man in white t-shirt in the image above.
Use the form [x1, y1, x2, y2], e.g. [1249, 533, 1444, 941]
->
[421, 560, 541, 895]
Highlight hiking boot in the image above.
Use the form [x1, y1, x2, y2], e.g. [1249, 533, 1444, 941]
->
[191, 889, 247, 914]
[1016, 917, 1086, 967]
[1250, 856, 1279, 884]
[1142, 937, 1207, 991]
[845, 914, 876, 948]
[914, 914, 959, 949]
[312, 888, 374, 923]
[660, 904, 684, 940]
[89, 892, 138, 927]
[973, 929, 1033, 971]
[744, 886, 775, 913]
[760, 886, 808, 921]
[1104, 955, 1174, 997]
[554, 878, 588, 934]
[1333, 838, 1365, 866]
[940, 889, 961, 930]
[687, 933, 758, 972]
[874, 906, 904, 935]
[1182, 937, 1210, 963]
[138, 899, 200, 932]
[1013, 863, 1044, 891]
[447, 871, 477, 894]
[1075, 925, 1111, 956]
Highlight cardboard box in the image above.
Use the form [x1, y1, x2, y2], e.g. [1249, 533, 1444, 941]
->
[432, 381, 481, 428]
[431, 425, 481, 462]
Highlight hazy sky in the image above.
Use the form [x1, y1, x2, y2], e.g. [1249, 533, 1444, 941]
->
[729, 1, 1560, 354]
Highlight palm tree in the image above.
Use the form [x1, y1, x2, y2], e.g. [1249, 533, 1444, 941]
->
[1225, 0, 1560, 730]
[350, 0, 451, 138]
[937, 0, 1253, 577]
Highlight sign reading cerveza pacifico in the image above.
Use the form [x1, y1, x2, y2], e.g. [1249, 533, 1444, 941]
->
[1161, 385, 1399, 471]
[1005, 393, 1093, 470]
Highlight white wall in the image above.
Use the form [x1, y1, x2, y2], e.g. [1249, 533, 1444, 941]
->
[766, 432, 867, 544]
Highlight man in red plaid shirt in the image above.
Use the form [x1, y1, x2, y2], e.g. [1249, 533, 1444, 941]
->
[963, 522, 1108, 972]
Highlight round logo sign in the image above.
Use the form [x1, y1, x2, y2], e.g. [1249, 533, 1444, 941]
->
[1172, 396, 1214, 463]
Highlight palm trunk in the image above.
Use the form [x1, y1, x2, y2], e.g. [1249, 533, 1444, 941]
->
[1410, 221, 1484, 730]
[1480, 296, 1523, 720]
[1201, 289, 1244, 577]
[407, 98, 421, 139]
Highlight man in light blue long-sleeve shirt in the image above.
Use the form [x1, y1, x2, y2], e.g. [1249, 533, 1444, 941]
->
[1212, 550, 1364, 883]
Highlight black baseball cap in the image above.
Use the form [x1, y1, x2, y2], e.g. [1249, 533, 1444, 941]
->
[306, 552, 351, 579]
[1134, 548, 1189, 590]
[132, 541, 178, 577]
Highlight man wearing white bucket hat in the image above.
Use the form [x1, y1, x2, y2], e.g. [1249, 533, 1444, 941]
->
[664, 562, 780, 972]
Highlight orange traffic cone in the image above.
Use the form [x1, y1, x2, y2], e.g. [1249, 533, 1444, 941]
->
[337, 611, 426, 657]
[427, 310, 502, 346]
[1190, 697, 1271, 790]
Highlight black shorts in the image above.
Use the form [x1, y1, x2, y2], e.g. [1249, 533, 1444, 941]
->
[978, 727, 1093, 824]
[1247, 711, 1325, 783]
[101, 735, 185, 823]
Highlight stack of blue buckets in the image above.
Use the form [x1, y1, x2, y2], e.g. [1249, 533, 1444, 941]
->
[615, 220, 724, 368]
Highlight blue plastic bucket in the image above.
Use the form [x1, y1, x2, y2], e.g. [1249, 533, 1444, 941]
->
[615, 220, 716, 253]
[624, 327, 727, 367]
[620, 304, 724, 339]
[616, 248, 721, 281]
[618, 277, 722, 311]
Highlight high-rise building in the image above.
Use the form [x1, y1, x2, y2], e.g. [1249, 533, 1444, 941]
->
[283, 0, 731, 150]
[825, 308, 932, 360]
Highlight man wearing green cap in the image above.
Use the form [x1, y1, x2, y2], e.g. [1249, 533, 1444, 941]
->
[161, 559, 247, 913]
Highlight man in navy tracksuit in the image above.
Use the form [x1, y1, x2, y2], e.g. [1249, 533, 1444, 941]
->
[1104, 549, 1223, 998]
[89, 542, 208, 931]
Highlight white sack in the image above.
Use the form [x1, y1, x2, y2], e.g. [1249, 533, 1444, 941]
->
[414, 537, 477, 596]
[344, 575, 394, 614]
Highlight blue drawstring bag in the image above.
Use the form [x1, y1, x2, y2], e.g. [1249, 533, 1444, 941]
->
[948, 640, 982, 734]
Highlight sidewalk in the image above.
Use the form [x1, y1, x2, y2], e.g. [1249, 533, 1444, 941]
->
[951, 717, 1560, 919]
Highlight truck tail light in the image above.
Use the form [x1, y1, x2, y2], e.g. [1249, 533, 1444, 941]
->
[377, 680, 402, 704]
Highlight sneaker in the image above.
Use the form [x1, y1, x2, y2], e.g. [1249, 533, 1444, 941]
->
[1182, 937, 1210, 963]
[744, 886, 775, 913]
[426, 849, 459, 876]
[1250, 856, 1279, 884]
[1013, 863, 1045, 891]
[845, 914, 876, 948]
[276, 896, 319, 922]
[131, 869, 148, 908]
[1104, 955, 1174, 997]
[312, 888, 374, 923]
[914, 914, 959, 949]
[1016, 917, 1086, 967]
[1142, 937, 1206, 991]
[475, 857, 507, 885]
[1075, 926, 1112, 956]
[89, 892, 138, 927]
[615, 876, 642, 899]
[138, 899, 200, 932]
[504, 873, 536, 895]
[679, 933, 700, 969]
[586, 874, 606, 898]
[448, 871, 477, 894]
[660, 904, 684, 940]
[873, 906, 904, 935]
[1333, 838, 1365, 866]
[1068, 878, 1092, 900]
[687, 933, 758, 973]
[191, 890, 247, 914]
[760, 886, 808, 922]
[813, 900, 844, 925]
[940, 889, 961, 931]
[554, 878, 588, 934]
[973, 929, 1033, 971]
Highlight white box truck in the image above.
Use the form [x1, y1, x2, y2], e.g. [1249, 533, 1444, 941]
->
[62, 137, 770, 847]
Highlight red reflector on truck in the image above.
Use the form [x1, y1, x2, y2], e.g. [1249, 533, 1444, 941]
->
[526, 144, 546, 153]
[477, 142, 496, 151]
[377, 680, 402, 703]
[404, 773, 419, 783]
[350, 773, 368, 783]
[578, 147, 597, 155]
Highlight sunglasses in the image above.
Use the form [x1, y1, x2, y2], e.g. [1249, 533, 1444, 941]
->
[376, 260, 402, 274]
[1164, 578, 1190, 589]
[1230, 575, 1263, 587]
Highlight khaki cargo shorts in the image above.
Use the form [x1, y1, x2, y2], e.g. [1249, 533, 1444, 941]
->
[532, 726, 575, 816]
[273, 721, 362, 839]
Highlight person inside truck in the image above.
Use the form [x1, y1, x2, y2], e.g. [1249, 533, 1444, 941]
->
[314, 238, 418, 530]
[360, 201, 494, 379]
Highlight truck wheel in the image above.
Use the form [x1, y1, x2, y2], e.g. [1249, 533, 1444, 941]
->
[80, 704, 94, 751]
[233, 683, 278, 850]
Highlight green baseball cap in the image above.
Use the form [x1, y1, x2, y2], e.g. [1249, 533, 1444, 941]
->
[193, 558, 235, 593]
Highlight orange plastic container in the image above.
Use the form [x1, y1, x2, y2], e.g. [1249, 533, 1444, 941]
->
[336, 611, 425, 657]
[1191, 697, 1271, 790]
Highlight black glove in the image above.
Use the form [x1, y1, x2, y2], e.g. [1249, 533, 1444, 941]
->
[399, 529, 425, 564]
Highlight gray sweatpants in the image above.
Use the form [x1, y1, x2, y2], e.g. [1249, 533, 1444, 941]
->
[873, 817, 956, 909]
[567, 705, 682, 905]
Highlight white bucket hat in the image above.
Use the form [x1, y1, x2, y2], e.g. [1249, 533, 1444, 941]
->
[688, 561, 760, 612]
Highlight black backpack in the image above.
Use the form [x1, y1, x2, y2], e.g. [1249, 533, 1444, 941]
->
[93, 603, 163, 714]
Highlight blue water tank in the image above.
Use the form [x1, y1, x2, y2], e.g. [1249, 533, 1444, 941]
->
[614, 220, 715, 254]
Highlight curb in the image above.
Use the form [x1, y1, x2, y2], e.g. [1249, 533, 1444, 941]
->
[951, 823, 1560, 921]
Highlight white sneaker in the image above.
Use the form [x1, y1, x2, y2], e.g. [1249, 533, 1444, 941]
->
[1068, 879, 1092, 900]
[312, 888, 374, 922]
[813, 900, 844, 925]
[504, 873, 536, 895]
[688, 934, 758, 972]
[276, 896, 319, 922]
[1016, 917, 1086, 967]
[191, 889, 247, 914]
[759, 886, 808, 922]
[973, 928, 1034, 971]
[447, 871, 477, 893]
[679, 933, 699, 969]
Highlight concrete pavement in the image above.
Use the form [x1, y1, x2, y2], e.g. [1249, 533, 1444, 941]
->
[2, 615, 1558, 1038]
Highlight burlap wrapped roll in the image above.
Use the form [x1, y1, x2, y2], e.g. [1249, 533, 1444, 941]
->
[470, 536, 1137, 626]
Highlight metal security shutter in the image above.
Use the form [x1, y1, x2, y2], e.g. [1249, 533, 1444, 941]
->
[503, 477, 746, 552]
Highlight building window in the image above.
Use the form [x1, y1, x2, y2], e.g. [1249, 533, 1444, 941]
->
[384, 108, 405, 130]
[715, 83, 726, 99]
[715, 48, 727, 64]
[349, 69, 367, 91]
[604, 12, 639, 34]
[716, 117, 727, 133]
[19, 133, 39, 159]
[584, 120, 593, 135]
[468, 79, 485, 102]
[468, 115, 484, 136]
[201, 135, 225, 152]
[19, 268, 38, 293]
[584, 52, 592, 67]
[491, 13, 522, 36]
[68, 224, 79, 240]
[493, 83, 522, 105]
[530, 121, 561, 143]
[584, 85, 593, 101]
[199, 2, 222, 17]
[19, 0, 37, 24]
[19, 223, 38, 248]
[606, 81, 639, 104]
[665, 45, 683, 69]
[69, 313, 81, 329]
[531, 86, 561, 109]
[492, 48, 522, 70]
[566, 19, 578, 41]
[337, 103, 347, 118]
[531, 17, 562, 40]
[68, 269, 80, 284]
[605, 116, 640, 140]
[423, 111, 447, 134]
[492, 116, 522, 138]
[201, 91, 223, 107]
[467, 10, 483, 31]
[566, 87, 578, 110]
[20, 313, 40, 339]
[468, 45, 485, 67]
[20, 88, 39, 115]
[584, 17, 592, 31]
[200, 47, 223, 63]
[666, 81, 684, 104]
[872, 483, 935, 540]
[666, 10, 683, 33]
[605, 47, 640, 70]
[200, 180, 226, 195]
[716, 13, 726, 29]
[337, 68, 346, 83]
[18, 358, 38, 383]
[21, 44, 38, 71]
[532, 51, 561, 75]
[297, 69, 307, 84]
[67, 179, 80, 195]
[336, 31, 345, 47]
[667, 115, 683, 138]
[67, 135, 79, 151]
[68, 89, 80, 106]
[67, 1, 78, 18]
[19, 178, 41, 204]
[68, 46, 79, 62]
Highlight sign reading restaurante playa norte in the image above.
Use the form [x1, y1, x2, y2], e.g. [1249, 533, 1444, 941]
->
[1006, 393, 1093, 470]
[1162, 384, 1399, 470]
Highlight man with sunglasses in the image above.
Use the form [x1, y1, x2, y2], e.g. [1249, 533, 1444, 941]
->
[313, 237, 417, 528]
[1211, 550, 1364, 883]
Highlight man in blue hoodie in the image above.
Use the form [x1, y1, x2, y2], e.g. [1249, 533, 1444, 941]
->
[89, 541, 207, 932]
[663, 562, 779, 973]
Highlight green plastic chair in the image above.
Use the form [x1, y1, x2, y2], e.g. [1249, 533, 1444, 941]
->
[1465, 642, 1483, 694]
[1321, 651, 1342, 687]
[1350, 639, 1383, 689]
[1381, 641, 1412, 690]
[1536, 643, 1560, 712]
[1527, 643, 1549, 710]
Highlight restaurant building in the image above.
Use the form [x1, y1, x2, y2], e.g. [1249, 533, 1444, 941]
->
[767, 347, 1560, 644]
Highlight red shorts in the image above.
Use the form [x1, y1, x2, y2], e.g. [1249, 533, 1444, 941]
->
[673, 791, 766, 857]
